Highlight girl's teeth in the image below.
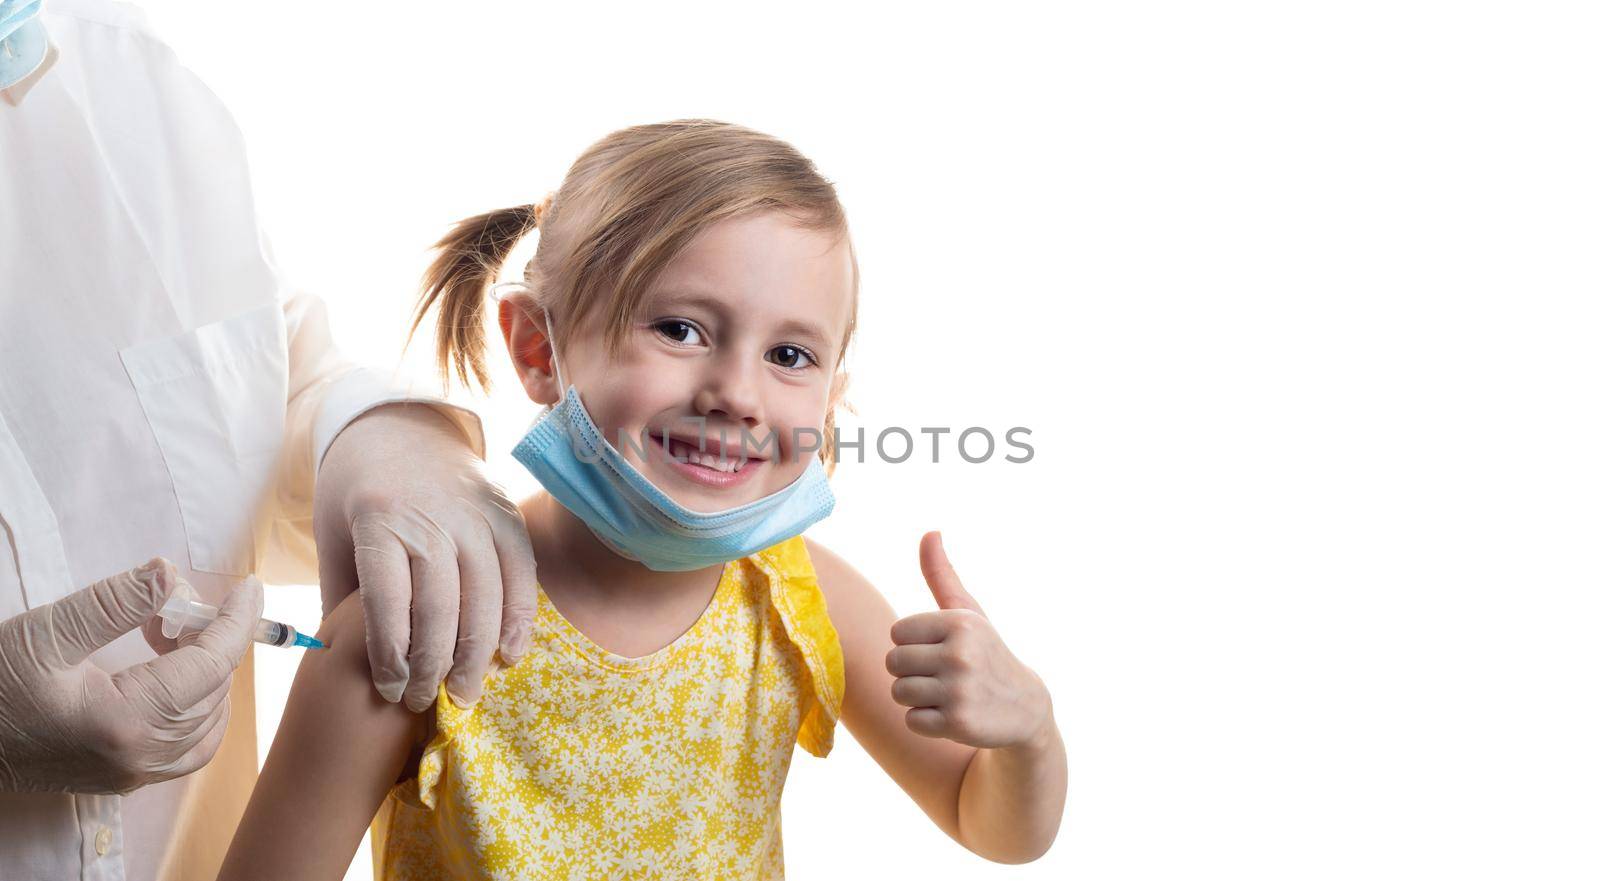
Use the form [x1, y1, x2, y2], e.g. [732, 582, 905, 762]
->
[666, 438, 743, 473]
[688, 448, 741, 473]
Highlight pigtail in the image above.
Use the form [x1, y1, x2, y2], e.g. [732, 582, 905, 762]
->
[407, 203, 542, 392]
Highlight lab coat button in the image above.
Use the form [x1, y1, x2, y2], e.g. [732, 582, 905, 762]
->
[94, 825, 112, 856]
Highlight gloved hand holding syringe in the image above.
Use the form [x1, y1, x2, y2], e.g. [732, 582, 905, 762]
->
[160, 575, 325, 650]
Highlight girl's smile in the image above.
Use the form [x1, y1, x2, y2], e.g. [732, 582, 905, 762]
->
[646, 431, 766, 489]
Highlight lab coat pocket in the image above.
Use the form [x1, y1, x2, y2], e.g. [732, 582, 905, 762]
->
[120, 303, 289, 576]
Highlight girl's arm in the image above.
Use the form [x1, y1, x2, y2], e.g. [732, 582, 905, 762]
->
[805, 534, 1065, 864]
[218, 591, 425, 881]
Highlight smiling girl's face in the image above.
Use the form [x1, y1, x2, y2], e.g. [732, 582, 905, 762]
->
[503, 210, 855, 513]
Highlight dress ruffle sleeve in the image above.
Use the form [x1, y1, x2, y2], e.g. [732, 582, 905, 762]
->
[752, 535, 847, 758]
[407, 684, 470, 811]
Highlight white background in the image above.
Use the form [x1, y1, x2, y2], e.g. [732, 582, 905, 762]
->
[136, 1, 1597, 878]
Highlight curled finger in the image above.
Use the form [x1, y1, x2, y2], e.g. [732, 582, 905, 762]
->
[489, 503, 538, 666]
[446, 515, 501, 707]
[904, 707, 949, 739]
[404, 537, 460, 712]
[885, 643, 945, 678]
[352, 516, 413, 703]
[890, 675, 948, 709]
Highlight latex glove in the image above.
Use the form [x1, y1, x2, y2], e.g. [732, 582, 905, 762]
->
[314, 402, 538, 711]
[0, 558, 262, 794]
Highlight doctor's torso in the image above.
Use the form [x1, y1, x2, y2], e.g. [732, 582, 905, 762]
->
[0, 2, 289, 878]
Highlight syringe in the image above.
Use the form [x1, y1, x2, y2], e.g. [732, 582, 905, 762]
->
[158, 575, 326, 650]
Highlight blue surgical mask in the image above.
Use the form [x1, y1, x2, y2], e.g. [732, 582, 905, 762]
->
[509, 305, 835, 571]
[0, 1, 48, 91]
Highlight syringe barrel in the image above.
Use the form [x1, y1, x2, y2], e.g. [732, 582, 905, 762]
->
[158, 575, 301, 649]
[253, 619, 298, 648]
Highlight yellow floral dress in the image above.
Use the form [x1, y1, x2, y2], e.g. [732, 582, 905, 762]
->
[370, 535, 845, 880]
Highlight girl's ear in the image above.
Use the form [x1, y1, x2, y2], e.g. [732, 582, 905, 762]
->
[497, 294, 561, 405]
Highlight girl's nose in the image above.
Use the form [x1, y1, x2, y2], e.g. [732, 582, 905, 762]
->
[691, 353, 763, 427]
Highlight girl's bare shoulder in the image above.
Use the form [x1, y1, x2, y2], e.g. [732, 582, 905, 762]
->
[802, 537, 897, 627]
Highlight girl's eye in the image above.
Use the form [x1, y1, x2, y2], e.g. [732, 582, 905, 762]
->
[768, 344, 817, 371]
[654, 320, 703, 346]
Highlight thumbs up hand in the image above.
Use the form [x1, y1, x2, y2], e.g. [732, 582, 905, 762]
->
[886, 532, 1052, 750]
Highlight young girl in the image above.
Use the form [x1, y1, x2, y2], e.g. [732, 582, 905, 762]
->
[219, 119, 1065, 880]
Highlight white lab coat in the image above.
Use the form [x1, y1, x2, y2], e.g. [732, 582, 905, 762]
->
[0, 2, 481, 878]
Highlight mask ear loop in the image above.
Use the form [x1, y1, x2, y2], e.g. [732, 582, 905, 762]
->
[542, 308, 566, 392]
[488, 280, 529, 302]
[489, 280, 567, 397]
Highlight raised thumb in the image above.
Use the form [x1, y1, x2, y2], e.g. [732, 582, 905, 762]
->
[47, 557, 178, 667]
[919, 531, 985, 617]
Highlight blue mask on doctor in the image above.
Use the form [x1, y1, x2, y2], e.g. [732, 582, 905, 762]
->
[0, 1, 49, 91]
[510, 304, 835, 571]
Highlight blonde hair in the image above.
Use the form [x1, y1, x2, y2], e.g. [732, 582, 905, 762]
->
[407, 118, 859, 472]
